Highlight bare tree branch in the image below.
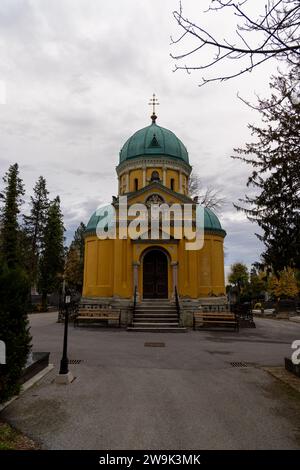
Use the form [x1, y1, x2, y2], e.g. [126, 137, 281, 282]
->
[188, 172, 226, 212]
[171, 0, 300, 85]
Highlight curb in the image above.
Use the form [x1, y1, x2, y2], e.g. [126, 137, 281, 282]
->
[0, 364, 54, 412]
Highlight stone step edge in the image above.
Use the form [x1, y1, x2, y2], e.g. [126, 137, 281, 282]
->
[127, 327, 187, 332]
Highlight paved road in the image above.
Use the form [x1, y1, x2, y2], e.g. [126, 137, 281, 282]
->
[2, 313, 300, 449]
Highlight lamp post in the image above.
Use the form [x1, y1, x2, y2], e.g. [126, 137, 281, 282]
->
[55, 290, 73, 384]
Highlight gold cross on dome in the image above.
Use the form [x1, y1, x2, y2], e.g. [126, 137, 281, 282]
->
[148, 93, 159, 119]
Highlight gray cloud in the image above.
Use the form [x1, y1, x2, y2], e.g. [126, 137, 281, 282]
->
[0, 0, 278, 258]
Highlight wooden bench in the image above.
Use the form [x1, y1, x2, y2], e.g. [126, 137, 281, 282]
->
[193, 312, 239, 332]
[74, 307, 121, 328]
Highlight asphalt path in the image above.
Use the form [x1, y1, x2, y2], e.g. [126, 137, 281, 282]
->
[2, 313, 300, 449]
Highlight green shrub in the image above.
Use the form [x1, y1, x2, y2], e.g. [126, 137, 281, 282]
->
[0, 265, 32, 403]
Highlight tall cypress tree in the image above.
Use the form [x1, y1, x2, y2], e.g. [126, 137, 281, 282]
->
[0, 164, 31, 403]
[38, 196, 65, 310]
[23, 176, 49, 290]
[0, 163, 25, 268]
[233, 65, 300, 272]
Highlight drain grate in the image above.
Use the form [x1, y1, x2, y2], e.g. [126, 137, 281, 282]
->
[144, 342, 165, 347]
[68, 359, 83, 364]
[230, 361, 248, 368]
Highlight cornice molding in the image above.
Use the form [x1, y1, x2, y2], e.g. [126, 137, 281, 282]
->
[116, 156, 192, 176]
[84, 227, 226, 239]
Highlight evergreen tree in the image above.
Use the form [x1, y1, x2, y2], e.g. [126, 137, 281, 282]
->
[0, 163, 31, 403]
[0, 266, 31, 403]
[23, 176, 49, 289]
[0, 163, 25, 268]
[38, 196, 65, 310]
[233, 66, 300, 272]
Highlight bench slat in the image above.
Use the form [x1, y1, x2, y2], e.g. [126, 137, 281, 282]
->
[77, 316, 119, 320]
[194, 312, 233, 316]
[193, 311, 239, 332]
[77, 312, 119, 316]
[194, 317, 235, 320]
[195, 321, 237, 324]
[74, 307, 121, 328]
[195, 315, 235, 318]
[77, 309, 110, 312]
[194, 316, 236, 319]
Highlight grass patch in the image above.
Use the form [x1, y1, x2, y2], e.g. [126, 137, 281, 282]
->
[0, 422, 38, 450]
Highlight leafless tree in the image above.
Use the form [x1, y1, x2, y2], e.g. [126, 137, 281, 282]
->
[188, 172, 226, 213]
[171, 0, 300, 86]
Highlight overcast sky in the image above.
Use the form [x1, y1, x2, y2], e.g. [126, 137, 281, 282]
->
[0, 0, 281, 276]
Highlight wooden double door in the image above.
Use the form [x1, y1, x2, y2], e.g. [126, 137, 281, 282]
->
[143, 250, 168, 299]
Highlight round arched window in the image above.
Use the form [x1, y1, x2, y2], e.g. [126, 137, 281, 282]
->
[151, 171, 160, 182]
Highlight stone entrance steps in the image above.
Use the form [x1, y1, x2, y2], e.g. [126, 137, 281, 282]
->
[127, 299, 186, 332]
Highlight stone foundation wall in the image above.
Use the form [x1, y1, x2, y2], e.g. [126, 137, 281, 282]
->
[179, 296, 228, 327]
[81, 296, 133, 327]
[81, 295, 228, 328]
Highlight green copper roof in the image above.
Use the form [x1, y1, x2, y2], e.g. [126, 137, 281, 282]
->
[204, 207, 223, 232]
[85, 206, 225, 237]
[119, 122, 189, 164]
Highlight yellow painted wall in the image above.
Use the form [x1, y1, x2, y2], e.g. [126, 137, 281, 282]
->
[83, 233, 225, 299]
[83, 238, 114, 297]
[129, 169, 142, 192]
[113, 238, 133, 298]
[146, 167, 162, 182]
[83, 174, 225, 300]
[119, 166, 189, 194]
[166, 169, 179, 192]
[120, 174, 127, 195]
[182, 174, 187, 195]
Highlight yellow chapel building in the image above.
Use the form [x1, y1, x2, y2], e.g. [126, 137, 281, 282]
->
[82, 106, 227, 328]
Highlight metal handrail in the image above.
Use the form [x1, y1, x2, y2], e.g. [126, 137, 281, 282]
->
[132, 285, 137, 327]
[175, 286, 180, 323]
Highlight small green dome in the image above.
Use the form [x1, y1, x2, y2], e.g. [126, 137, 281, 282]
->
[86, 210, 104, 234]
[203, 208, 226, 236]
[119, 122, 189, 164]
[85, 206, 225, 237]
[85, 205, 115, 236]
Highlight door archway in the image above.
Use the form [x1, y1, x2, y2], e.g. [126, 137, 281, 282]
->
[143, 249, 168, 299]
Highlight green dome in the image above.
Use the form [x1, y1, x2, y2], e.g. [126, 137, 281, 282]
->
[85, 205, 115, 236]
[119, 122, 189, 164]
[203, 207, 226, 235]
[85, 206, 225, 237]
